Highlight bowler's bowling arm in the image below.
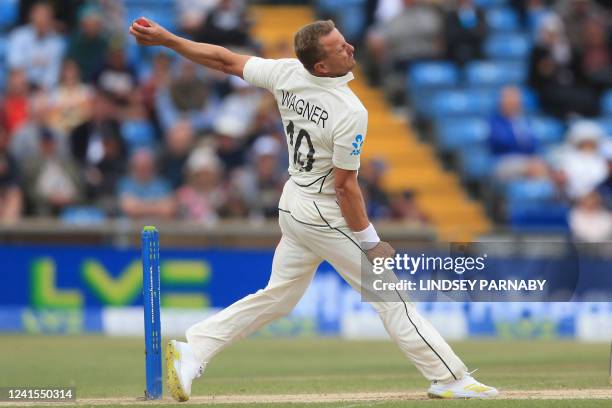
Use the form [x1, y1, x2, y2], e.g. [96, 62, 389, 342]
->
[129, 20, 250, 78]
[334, 168, 370, 233]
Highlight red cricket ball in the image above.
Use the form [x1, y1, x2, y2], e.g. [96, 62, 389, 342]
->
[135, 17, 151, 27]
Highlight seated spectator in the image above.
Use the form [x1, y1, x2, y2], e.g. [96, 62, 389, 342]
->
[10, 91, 66, 163]
[121, 90, 156, 153]
[69, 90, 120, 167]
[84, 130, 126, 215]
[18, 0, 83, 32]
[489, 88, 537, 157]
[177, 0, 219, 35]
[234, 136, 285, 219]
[552, 121, 608, 200]
[528, 15, 599, 118]
[372, 0, 404, 25]
[366, 0, 443, 96]
[569, 190, 612, 242]
[193, 0, 251, 47]
[577, 17, 612, 89]
[7, 1, 65, 89]
[23, 130, 83, 216]
[176, 146, 224, 224]
[141, 52, 173, 114]
[156, 61, 219, 132]
[214, 115, 247, 170]
[93, 42, 138, 105]
[215, 76, 262, 137]
[511, 0, 554, 37]
[118, 149, 175, 219]
[1, 70, 30, 136]
[445, 0, 487, 65]
[0, 126, 23, 224]
[488, 87, 549, 182]
[48, 59, 94, 136]
[556, 0, 604, 49]
[359, 159, 391, 219]
[66, 4, 109, 82]
[389, 191, 428, 224]
[160, 120, 196, 189]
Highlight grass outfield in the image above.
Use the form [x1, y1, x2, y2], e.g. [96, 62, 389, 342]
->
[0, 336, 610, 407]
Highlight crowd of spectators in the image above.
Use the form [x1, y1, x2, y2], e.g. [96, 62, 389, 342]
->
[327, 0, 612, 240]
[0, 0, 426, 228]
[3, 0, 611, 240]
[0, 0, 285, 225]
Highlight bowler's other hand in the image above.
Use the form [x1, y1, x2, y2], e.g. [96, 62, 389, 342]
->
[365, 241, 396, 265]
[129, 17, 173, 46]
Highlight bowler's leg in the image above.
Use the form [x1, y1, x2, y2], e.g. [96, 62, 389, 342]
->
[301, 225, 467, 383]
[186, 229, 322, 363]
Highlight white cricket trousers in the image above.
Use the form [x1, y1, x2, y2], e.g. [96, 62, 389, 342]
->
[186, 209, 467, 383]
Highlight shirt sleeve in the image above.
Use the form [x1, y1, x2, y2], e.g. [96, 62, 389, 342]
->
[242, 57, 285, 92]
[332, 110, 368, 171]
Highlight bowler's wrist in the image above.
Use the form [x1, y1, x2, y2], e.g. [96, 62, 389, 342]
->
[354, 223, 380, 250]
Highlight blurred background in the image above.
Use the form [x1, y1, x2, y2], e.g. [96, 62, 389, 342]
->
[0, 0, 611, 344]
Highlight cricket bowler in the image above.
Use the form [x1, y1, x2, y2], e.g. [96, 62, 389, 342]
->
[130, 18, 498, 401]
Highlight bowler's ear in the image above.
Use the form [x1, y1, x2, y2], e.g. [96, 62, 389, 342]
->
[313, 60, 328, 76]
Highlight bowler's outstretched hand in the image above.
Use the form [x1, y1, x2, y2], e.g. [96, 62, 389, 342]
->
[129, 18, 174, 47]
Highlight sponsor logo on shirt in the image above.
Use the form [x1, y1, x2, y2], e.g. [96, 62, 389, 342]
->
[350, 134, 364, 156]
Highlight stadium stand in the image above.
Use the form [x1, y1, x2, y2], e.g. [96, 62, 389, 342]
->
[1, 0, 611, 242]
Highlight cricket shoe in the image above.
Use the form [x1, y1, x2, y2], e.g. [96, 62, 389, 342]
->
[427, 374, 498, 399]
[166, 340, 204, 402]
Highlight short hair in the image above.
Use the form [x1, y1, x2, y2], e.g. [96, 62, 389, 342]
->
[294, 20, 336, 72]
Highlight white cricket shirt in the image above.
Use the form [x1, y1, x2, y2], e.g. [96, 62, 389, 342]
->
[243, 57, 367, 227]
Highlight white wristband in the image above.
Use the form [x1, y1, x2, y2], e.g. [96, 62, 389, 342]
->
[354, 223, 380, 250]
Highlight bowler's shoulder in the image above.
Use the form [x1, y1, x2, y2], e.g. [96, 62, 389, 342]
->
[341, 89, 367, 116]
[273, 58, 302, 72]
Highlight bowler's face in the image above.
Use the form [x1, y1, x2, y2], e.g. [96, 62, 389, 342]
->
[319, 29, 355, 77]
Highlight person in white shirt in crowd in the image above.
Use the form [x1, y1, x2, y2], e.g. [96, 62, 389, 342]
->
[551, 121, 609, 200]
[7, 1, 65, 89]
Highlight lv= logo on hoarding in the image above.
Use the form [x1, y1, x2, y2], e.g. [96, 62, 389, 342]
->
[29, 258, 211, 309]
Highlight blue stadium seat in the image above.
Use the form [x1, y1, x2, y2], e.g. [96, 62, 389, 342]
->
[506, 179, 556, 203]
[484, 33, 532, 60]
[336, 5, 366, 42]
[316, 0, 365, 14]
[465, 61, 527, 87]
[428, 89, 498, 117]
[0, 0, 18, 30]
[520, 87, 539, 112]
[530, 116, 565, 145]
[596, 117, 612, 136]
[458, 146, 496, 181]
[408, 62, 459, 89]
[486, 8, 519, 32]
[436, 117, 489, 151]
[60, 207, 106, 225]
[475, 0, 508, 7]
[508, 202, 570, 230]
[601, 90, 612, 115]
[505, 179, 569, 229]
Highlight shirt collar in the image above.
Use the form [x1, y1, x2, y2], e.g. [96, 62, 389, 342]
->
[299, 65, 354, 87]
